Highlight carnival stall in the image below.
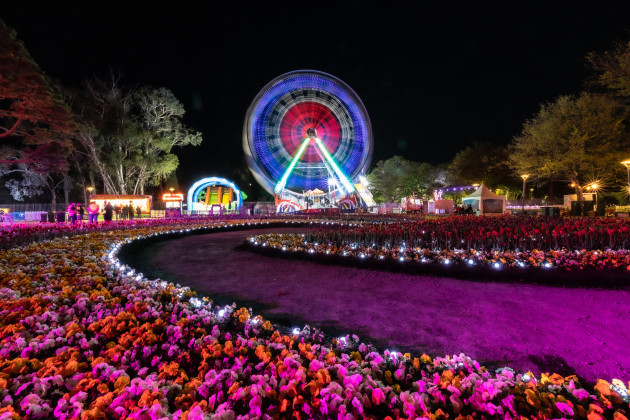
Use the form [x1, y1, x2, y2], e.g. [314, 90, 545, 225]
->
[461, 185, 506, 215]
[89, 195, 152, 214]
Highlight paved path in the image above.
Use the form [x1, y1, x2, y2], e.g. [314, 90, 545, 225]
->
[126, 227, 630, 384]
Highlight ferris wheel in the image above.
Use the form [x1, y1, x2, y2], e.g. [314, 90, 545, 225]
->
[243, 70, 373, 202]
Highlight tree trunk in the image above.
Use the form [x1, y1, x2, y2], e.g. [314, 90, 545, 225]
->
[63, 179, 70, 205]
[573, 184, 584, 216]
[116, 164, 126, 194]
[49, 178, 57, 212]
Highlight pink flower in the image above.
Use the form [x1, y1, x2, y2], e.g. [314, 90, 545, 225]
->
[371, 387, 385, 405]
[187, 405, 205, 420]
[352, 396, 364, 415]
[344, 373, 362, 388]
[556, 402, 574, 416]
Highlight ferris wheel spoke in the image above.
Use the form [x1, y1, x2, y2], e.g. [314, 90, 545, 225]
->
[274, 137, 311, 194]
[313, 137, 355, 193]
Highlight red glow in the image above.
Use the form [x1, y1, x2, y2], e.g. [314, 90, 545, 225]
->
[279, 102, 342, 162]
[162, 193, 184, 202]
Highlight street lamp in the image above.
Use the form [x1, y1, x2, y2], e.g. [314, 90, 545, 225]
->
[169, 187, 175, 193]
[520, 174, 529, 214]
[86, 186, 94, 196]
[590, 183, 599, 211]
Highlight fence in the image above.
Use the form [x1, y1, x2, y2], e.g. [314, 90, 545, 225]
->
[0, 203, 70, 212]
[506, 198, 565, 207]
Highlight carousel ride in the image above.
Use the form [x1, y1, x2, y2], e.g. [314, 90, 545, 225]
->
[243, 70, 375, 213]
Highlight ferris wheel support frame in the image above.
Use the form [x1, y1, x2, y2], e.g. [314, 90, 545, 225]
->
[274, 136, 355, 196]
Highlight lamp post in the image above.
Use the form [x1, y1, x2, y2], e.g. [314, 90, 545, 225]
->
[169, 187, 175, 193]
[520, 174, 529, 214]
[590, 183, 599, 211]
[86, 186, 93, 197]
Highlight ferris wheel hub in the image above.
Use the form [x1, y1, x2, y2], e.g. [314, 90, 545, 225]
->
[306, 127, 318, 138]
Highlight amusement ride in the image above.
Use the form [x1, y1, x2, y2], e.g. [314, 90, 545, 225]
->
[243, 70, 375, 213]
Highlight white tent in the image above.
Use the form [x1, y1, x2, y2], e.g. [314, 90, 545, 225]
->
[461, 184, 506, 215]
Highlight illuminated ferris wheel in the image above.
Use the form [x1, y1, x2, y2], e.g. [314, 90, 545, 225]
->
[243, 70, 373, 207]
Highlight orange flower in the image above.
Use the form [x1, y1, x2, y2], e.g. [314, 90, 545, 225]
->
[594, 379, 611, 396]
[227, 382, 239, 395]
[315, 369, 331, 386]
[223, 341, 234, 357]
[587, 404, 604, 420]
[65, 322, 82, 338]
[440, 370, 454, 388]
[161, 361, 179, 378]
[91, 394, 113, 411]
[255, 345, 271, 364]
[138, 390, 159, 408]
[114, 375, 130, 390]
[548, 373, 564, 386]
[60, 360, 78, 377]
[80, 407, 107, 419]
[280, 398, 290, 412]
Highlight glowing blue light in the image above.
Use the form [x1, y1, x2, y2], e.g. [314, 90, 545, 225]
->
[292, 328, 300, 335]
[187, 176, 243, 212]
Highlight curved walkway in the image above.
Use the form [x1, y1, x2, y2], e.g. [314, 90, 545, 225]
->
[128, 227, 630, 384]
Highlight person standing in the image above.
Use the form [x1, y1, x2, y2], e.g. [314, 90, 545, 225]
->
[128, 201, 134, 220]
[77, 204, 85, 223]
[67, 202, 77, 224]
[135, 205, 141, 219]
[88, 201, 100, 223]
[104, 201, 113, 222]
[121, 204, 128, 220]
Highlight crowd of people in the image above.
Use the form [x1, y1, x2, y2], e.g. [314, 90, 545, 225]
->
[66, 201, 142, 223]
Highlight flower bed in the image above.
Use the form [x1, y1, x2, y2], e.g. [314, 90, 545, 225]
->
[0, 218, 628, 419]
[246, 217, 630, 281]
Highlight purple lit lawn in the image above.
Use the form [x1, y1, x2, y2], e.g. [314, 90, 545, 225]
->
[141, 227, 630, 385]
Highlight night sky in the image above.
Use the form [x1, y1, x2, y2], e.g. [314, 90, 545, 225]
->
[3, 2, 630, 197]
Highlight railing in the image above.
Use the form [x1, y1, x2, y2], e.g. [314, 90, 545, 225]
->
[0, 203, 70, 212]
[506, 198, 565, 207]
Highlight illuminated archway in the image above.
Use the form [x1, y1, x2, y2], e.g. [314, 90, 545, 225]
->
[187, 177, 243, 213]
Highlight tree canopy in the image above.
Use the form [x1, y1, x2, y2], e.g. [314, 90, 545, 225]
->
[68, 75, 202, 195]
[449, 141, 513, 189]
[509, 93, 628, 197]
[366, 156, 445, 203]
[0, 20, 75, 172]
[588, 40, 630, 99]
